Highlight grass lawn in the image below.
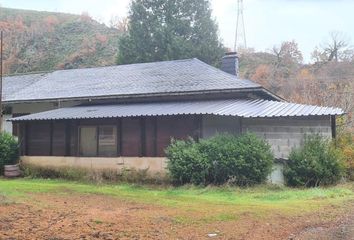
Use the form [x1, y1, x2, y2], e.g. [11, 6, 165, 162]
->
[0, 178, 354, 239]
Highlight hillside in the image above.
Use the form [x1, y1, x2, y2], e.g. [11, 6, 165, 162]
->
[0, 7, 121, 74]
[238, 48, 354, 131]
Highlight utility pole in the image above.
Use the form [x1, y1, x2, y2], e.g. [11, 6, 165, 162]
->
[0, 31, 3, 132]
[234, 0, 247, 51]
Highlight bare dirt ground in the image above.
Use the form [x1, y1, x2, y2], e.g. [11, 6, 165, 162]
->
[0, 192, 353, 240]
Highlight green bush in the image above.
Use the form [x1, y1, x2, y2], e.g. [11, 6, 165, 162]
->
[166, 133, 274, 186]
[284, 135, 344, 187]
[165, 138, 209, 185]
[0, 132, 19, 175]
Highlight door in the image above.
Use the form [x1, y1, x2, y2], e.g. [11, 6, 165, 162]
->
[79, 126, 97, 157]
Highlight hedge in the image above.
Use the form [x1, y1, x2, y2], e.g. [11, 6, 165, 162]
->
[166, 133, 274, 186]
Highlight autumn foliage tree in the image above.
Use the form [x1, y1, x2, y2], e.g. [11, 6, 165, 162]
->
[240, 37, 354, 132]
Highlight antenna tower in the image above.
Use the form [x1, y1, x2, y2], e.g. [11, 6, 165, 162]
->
[234, 0, 247, 51]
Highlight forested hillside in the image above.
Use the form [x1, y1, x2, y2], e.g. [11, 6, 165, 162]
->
[0, 7, 121, 74]
[238, 40, 354, 131]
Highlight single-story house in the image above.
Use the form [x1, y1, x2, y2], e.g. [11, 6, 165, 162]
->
[4, 53, 343, 184]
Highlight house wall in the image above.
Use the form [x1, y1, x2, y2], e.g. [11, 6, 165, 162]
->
[11, 101, 82, 114]
[201, 115, 241, 138]
[18, 115, 200, 158]
[268, 163, 285, 185]
[242, 116, 332, 159]
[3, 114, 13, 134]
[3, 101, 84, 134]
[17, 114, 333, 185]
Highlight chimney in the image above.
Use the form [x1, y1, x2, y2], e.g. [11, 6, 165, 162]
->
[221, 52, 239, 77]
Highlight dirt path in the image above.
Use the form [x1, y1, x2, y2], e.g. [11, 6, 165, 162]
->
[292, 202, 354, 240]
[0, 193, 353, 240]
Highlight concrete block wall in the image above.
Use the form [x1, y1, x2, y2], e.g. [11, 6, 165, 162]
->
[242, 116, 332, 159]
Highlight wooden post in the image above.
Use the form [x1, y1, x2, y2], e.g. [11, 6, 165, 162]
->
[331, 115, 336, 139]
[25, 122, 29, 155]
[153, 117, 157, 157]
[49, 121, 53, 156]
[65, 120, 71, 156]
[140, 117, 146, 157]
[118, 118, 122, 156]
[96, 126, 99, 157]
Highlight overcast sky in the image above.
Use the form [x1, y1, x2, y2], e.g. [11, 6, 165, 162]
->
[1, 0, 354, 62]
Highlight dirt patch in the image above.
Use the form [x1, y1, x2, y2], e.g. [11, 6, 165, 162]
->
[0, 195, 12, 206]
[0, 192, 352, 240]
[291, 202, 354, 240]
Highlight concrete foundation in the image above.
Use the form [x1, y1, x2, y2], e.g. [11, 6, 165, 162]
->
[21, 156, 285, 184]
[21, 156, 167, 173]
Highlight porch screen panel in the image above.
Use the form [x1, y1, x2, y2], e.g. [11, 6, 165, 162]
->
[145, 118, 156, 157]
[79, 126, 98, 157]
[52, 123, 66, 156]
[27, 122, 51, 156]
[156, 116, 197, 157]
[121, 118, 141, 157]
[98, 126, 117, 157]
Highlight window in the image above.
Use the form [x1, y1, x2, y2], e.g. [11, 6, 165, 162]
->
[79, 126, 97, 157]
[98, 126, 117, 157]
[79, 125, 117, 157]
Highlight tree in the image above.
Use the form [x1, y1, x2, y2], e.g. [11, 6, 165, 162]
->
[312, 31, 354, 62]
[116, 0, 224, 66]
[271, 40, 303, 66]
[109, 15, 129, 33]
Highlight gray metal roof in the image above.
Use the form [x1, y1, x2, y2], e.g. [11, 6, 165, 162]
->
[3, 59, 262, 103]
[3, 73, 44, 101]
[10, 99, 344, 122]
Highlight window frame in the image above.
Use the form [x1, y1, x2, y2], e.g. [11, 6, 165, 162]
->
[98, 125, 118, 157]
[78, 124, 118, 157]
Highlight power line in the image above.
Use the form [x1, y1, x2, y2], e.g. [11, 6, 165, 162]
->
[234, 0, 247, 51]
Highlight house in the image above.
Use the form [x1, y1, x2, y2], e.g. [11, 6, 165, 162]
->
[5, 53, 343, 184]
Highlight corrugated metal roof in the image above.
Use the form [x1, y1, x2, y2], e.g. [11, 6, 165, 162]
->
[3, 59, 262, 103]
[9, 99, 344, 122]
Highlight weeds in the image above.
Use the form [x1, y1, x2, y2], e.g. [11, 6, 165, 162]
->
[21, 163, 170, 185]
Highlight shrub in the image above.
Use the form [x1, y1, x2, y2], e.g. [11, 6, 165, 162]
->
[336, 132, 354, 181]
[0, 132, 19, 175]
[165, 138, 209, 185]
[166, 133, 274, 186]
[284, 135, 344, 187]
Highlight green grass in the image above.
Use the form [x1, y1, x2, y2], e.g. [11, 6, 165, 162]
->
[0, 178, 353, 222]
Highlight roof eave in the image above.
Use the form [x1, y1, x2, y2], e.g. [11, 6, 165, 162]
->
[3, 87, 271, 104]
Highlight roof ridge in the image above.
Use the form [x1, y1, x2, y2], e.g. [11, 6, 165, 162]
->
[4, 71, 50, 78]
[4, 59, 197, 78]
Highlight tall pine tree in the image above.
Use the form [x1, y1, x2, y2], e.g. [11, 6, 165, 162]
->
[117, 0, 224, 66]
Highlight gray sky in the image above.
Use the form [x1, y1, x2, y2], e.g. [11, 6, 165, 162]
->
[1, 0, 354, 62]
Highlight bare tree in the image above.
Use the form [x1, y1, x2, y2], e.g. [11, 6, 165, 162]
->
[312, 31, 354, 62]
[109, 15, 128, 33]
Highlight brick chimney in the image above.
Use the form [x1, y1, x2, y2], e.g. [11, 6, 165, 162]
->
[221, 52, 239, 77]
